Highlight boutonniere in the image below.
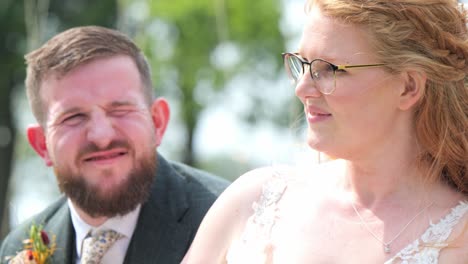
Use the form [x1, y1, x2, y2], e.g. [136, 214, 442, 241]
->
[6, 224, 56, 264]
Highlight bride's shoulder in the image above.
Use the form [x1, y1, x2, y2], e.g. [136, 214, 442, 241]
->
[226, 159, 343, 202]
[228, 164, 308, 193]
[221, 166, 293, 204]
[211, 165, 298, 213]
[182, 161, 345, 263]
[182, 166, 297, 262]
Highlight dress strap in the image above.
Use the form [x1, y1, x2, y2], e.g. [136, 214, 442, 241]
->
[386, 201, 468, 264]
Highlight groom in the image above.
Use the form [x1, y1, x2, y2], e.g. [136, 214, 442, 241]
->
[0, 26, 229, 263]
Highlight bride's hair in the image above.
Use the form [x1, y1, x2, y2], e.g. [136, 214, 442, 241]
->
[306, 0, 468, 195]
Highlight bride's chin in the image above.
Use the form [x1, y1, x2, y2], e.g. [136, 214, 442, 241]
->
[307, 138, 341, 159]
[307, 135, 329, 152]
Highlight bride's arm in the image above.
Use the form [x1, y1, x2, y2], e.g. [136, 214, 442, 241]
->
[182, 168, 274, 264]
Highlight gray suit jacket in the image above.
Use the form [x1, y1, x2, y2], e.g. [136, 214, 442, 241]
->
[0, 154, 229, 264]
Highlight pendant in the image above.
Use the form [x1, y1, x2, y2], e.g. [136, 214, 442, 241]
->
[384, 244, 391, 253]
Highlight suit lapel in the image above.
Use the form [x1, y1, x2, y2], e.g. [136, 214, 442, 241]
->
[124, 154, 192, 263]
[123, 200, 191, 263]
[43, 200, 75, 264]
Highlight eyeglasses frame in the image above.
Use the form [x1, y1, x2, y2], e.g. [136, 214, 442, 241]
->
[282, 52, 386, 94]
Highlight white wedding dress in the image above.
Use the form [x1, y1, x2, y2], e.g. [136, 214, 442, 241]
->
[226, 173, 468, 264]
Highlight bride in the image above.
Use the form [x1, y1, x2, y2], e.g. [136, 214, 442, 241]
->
[183, 0, 468, 263]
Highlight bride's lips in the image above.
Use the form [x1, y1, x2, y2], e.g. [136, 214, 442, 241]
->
[304, 99, 332, 123]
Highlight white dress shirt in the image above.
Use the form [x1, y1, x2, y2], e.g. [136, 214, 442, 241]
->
[68, 199, 141, 264]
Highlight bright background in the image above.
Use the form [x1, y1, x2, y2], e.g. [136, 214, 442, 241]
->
[8, 0, 465, 239]
[1, 0, 321, 239]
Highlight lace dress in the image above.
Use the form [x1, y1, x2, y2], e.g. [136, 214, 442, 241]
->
[226, 173, 468, 264]
[226, 172, 287, 264]
[385, 201, 468, 264]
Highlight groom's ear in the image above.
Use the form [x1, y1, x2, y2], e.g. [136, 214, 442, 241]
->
[150, 98, 170, 147]
[27, 124, 53, 166]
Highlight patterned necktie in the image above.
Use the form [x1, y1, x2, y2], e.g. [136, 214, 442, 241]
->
[81, 229, 124, 264]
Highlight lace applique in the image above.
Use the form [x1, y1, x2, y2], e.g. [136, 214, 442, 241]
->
[251, 171, 288, 234]
[226, 171, 466, 264]
[385, 201, 468, 264]
[226, 170, 288, 264]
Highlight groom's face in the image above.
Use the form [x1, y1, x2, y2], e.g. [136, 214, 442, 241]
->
[39, 56, 159, 217]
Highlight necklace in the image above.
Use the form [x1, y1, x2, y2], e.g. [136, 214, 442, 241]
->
[350, 200, 434, 254]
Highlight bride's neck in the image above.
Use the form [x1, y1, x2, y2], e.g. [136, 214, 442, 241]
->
[338, 158, 431, 207]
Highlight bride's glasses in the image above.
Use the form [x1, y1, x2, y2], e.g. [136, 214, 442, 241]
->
[282, 52, 385, 95]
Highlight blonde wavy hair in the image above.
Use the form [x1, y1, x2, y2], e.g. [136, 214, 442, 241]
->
[306, 0, 468, 194]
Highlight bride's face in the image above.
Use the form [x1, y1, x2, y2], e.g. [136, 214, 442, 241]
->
[295, 6, 406, 159]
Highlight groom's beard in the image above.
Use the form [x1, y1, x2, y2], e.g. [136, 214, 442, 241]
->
[54, 141, 156, 218]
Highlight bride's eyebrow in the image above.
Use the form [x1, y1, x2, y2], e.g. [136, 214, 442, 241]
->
[296, 52, 344, 64]
[296, 48, 344, 62]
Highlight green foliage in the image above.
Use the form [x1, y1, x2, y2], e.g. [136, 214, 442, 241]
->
[148, 0, 285, 78]
[49, 1, 117, 29]
[1, 0, 118, 238]
[0, 0, 25, 239]
[122, 0, 286, 164]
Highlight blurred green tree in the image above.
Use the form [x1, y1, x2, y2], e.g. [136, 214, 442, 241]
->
[2, 0, 293, 240]
[0, 0, 117, 239]
[0, 0, 24, 242]
[119, 0, 287, 165]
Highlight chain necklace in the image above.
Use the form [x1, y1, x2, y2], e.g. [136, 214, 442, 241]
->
[350, 200, 434, 254]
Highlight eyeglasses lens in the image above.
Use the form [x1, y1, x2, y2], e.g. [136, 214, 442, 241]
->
[310, 60, 335, 94]
[284, 54, 335, 94]
[286, 55, 304, 82]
